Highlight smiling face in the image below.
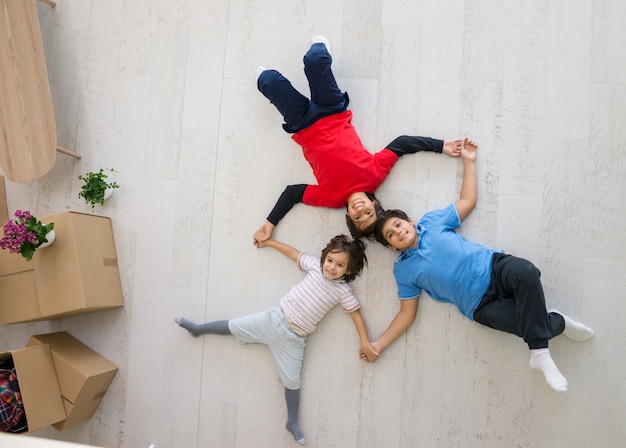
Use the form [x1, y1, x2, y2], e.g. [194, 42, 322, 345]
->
[346, 192, 378, 232]
[380, 216, 418, 251]
[322, 250, 350, 281]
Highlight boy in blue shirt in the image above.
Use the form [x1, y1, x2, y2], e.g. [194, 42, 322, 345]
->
[372, 138, 594, 392]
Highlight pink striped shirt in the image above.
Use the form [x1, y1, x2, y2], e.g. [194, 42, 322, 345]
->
[279, 253, 361, 335]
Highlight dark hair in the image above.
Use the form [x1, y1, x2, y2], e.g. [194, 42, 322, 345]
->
[345, 193, 385, 240]
[320, 234, 368, 283]
[374, 209, 410, 246]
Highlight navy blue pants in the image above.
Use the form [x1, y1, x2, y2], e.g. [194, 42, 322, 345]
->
[257, 43, 348, 133]
[473, 253, 565, 349]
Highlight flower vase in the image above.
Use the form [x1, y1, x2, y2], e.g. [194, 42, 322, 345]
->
[103, 188, 113, 201]
[38, 229, 56, 249]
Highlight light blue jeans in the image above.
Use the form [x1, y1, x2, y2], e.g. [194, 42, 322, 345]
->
[229, 306, 307, 390]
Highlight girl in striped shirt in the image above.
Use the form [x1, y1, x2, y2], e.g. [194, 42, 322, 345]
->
[175, 234, 377, 445]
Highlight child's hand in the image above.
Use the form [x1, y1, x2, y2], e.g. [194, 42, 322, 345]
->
[442, 139, 463, 158]
[460, 138, 477, 161]
[359, 342, 380, 363]
[253, 221, 275, 247]
[253, 229, 271, 248]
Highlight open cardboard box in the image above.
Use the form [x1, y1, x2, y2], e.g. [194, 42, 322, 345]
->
[0, 345, 66, 433]
[0, 332, 117, 433]
[27, 332, 118, 431]
[0, 211, 124, 324]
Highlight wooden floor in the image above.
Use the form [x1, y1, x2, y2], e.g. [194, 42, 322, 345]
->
[0, 1, 624, 447]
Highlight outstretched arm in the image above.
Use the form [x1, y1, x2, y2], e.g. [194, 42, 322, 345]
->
[455, 138, 478, 222]
[253, 233, 301, 261]
[385, 136, 462, 158]
[350, 310, 379, 362]
[370, 297, 419, 356]
[254, 184, 307, 245]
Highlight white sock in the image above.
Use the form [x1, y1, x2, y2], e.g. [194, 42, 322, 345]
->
[549, 309, 595, 342]
[529, 348, 568, 392]
[312, 35, 331, 56]
[255, 66, 266, 81]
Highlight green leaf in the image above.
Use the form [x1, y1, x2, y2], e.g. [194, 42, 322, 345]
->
[78, 168, 120, 208]
[20, 243, 34, 261]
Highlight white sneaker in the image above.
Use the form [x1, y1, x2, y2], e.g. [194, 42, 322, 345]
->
[312, 35, 331, 56]
[255, 66, 266, 80]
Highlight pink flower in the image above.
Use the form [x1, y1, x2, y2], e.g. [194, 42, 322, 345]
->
[0, 210, 54, 260]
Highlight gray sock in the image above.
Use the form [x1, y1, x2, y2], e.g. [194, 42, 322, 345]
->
[285, 388, 306, 445]
[174, 317, 231, 337]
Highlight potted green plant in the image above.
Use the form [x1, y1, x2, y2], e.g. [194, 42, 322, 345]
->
[0, 210, 55, 261]
[78, 168, 120, 208]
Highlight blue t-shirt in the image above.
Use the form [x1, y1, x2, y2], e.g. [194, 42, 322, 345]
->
[393, 204, 498, 320]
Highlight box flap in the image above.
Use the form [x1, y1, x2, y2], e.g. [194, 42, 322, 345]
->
[31, 213, 83, 315]
[53, 368, 116, 431]
[67, 213, 123, 309]
[0, 246, 34, 276]
[27, 332, 118, 402]
[7, 346, 66, 432]
[34, 212, 123, 316]
[0, 270, 42, 324]
[53, 397, 75, 431]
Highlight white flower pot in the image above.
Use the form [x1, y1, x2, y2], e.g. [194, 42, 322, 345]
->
[38, 229, 56, 249]
[103, 188, 113, 201]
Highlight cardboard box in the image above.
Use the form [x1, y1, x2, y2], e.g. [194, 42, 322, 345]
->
[0, 345, 66, 433]
[0, 211, 124, 324]
[27, 332, 118, 431]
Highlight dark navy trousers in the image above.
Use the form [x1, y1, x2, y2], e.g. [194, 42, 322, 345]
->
[257, 43, 348, 133]
[473, 253, 565, 349]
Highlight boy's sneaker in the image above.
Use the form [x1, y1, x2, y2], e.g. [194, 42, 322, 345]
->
[312, 36, 331, 56]
[255, 66, 266, 81]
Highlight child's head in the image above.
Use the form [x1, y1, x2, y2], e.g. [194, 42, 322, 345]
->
[374, 209, 417, 251]
[345, 192, 385, 239]
[320, 234, 368, 283]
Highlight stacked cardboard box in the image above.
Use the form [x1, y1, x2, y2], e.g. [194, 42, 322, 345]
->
[0, 178, 121, 432]
[0, 211, 124, 324]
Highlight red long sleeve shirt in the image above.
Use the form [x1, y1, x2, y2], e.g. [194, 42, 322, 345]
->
[292, 110, 399, 208]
